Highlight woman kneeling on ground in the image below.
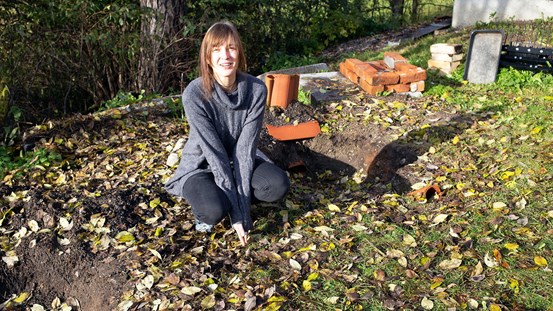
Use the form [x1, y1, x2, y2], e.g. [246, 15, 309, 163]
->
[165, 21, 290, 246]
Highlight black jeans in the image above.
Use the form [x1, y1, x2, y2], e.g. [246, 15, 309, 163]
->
[181, 159, 290, 225]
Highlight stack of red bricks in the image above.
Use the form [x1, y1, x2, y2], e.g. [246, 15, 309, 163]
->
[339, 52, 427, 95]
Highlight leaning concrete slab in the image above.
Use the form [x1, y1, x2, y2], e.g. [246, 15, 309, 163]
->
[464, 30, 504, 84]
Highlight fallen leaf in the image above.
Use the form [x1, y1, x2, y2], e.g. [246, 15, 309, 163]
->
[13, 292, 31, 303]
[115, 231, 135, 243]
[438, 258, 462, 270]
[489, 303, 501, 311]
[484, 252, 498, 267]
[181, 286, 202, 296]
[351, 224, 367, 231]
[201, 294, 216, 309]
[30, 305, 46, 311]
[327, 204, 341, 212]
[433, 214, 448, 225]
[345, 288, 360, 302]
[471, 261, 484, 277]
[492, 202, 507, 211]
[302, 280, 312, 292]
[313, 226, 334, 232]
[403, 234, 417, 247]
[244, 296, 256, 311]
[2, 255, 19, 268]
[467, 299, 478, 309]
[504, 243, 519, 251]
[452, 136, 460, 145]
[374, 269, 385, 282]
[28, 220, 40, 232]
[509, 279, 520, 294]
[534, 256, 548, 267]
[289, 258, 302, 271]
[421, 297, 434, 310]
[325, 296, 339, 304]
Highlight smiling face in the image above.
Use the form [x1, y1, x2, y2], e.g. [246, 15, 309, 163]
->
[199, 21, 247, 97]
[209, 40, 239, 88]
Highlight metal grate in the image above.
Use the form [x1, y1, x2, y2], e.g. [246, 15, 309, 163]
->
[496, 20, 553, 72]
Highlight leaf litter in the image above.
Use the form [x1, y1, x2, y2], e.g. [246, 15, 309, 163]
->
[0, 67, 552, 310]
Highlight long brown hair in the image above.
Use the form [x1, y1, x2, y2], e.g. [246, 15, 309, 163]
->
[199, 21, 247, 98]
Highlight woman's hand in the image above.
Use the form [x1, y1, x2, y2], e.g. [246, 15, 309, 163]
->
[232, 223, 249, 246]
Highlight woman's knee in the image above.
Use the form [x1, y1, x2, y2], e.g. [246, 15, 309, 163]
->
[182, 172, 230, 225]
[252, 162, 290, 202]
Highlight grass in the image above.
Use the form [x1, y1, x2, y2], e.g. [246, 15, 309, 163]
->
[281, 21, 553, 310]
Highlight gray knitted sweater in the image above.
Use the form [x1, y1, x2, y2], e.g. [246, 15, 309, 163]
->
[165, 72, 267, 230]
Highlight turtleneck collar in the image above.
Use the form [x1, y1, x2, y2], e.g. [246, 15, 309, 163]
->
[212, 72, 247, 110]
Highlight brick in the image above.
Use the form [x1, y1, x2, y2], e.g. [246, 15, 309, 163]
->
[395, 63, 427, 83]
[383, 52, 407, 69]
[430, 43, 463, 55]
[431, 53, 464, 62]
[339, 62, 348, 76]
[410, 81, 425, 92]
[353, 62, 378, 79]
[384, 83, 411, 93]
[362, 61, 400, 86]
[368, 60, 390, 71]
[428, 59, 461, 74]
[344, 58, 365, 72]
[340, 63, 360, 84]
[359, 79, 385, 95]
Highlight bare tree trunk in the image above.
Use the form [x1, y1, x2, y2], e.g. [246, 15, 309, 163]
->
[411, 0, 420, 23]
[138, 0, 183, 93]
[390, 0, 405, 23]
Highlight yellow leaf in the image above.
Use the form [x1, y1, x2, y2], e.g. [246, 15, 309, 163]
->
[200, 295, 216, 309]
[509, 279, 520, 294]
[430, 279, 443, 290]
[452, 136, 460, 145]
[320, 242, 335, 251]
[489, 303, 501, 311]
[534, 256, 548, 267]
[504, 243, 519, 251]
[531, 126, 542, 135]
[264, 302, 283, 311]
[115, 231, 135, 243]
[327, 204, 341, 212]
[297, 244, 316, 252]
[268, 296, 286, 303]
[307, 272, 319, 281]
[420, 257, 431, 266]
[13, 292, 31, 303]
[149, 198, 161, 208]
[302, 280, 312, 292]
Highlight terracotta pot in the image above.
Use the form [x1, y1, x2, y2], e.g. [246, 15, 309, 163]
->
[265, 74, 300, 109]
[407, 184, 442, 200]
[266, 120, 321, 141]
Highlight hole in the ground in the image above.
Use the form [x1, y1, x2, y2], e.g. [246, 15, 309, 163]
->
[0, 234, 126, 310]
